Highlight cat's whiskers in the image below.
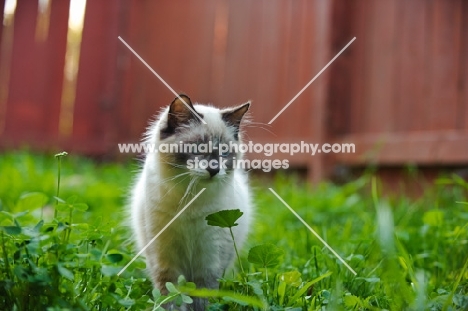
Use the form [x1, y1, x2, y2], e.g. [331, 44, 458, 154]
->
[243, 121, 276, 137]
[154, 171, 190, 186]
[157, 174, 191, 202]
[178, 175, 199, 208]
[161, 160, 188, 170]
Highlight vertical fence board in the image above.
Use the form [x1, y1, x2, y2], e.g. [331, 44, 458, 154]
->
[296, 0, 315, 138]
[364, 0, 396, 133]
[394, 0, 426, 132]
[43, 0, 70, 139]
[119, 1, 154, 143]
[242, 0, 263, 112]
[186, 0, 217, 103]
[253, 0, 282, 128]
[0, 0, 5, 49]
[328, 0, 354, 136]
[271, 0, 293, 137]
[349, 0, 368, 134]
[72, 0, 120, 152]
[4, 0, 39, 140]
[427, 0, 462, 130]
[222, 0, 257, 106]
[459, 0, 468, 130]
[308, 0, 332, 182]
[285, 0, 307, 139]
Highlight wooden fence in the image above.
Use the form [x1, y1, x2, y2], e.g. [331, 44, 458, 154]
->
[330, 0, 468, 168]
[0, 0, 467, 182]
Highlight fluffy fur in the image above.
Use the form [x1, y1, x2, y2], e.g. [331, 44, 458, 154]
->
[130, 95, 252, 310]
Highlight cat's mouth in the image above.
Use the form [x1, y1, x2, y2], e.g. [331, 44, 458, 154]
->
[190, 168, 228, 181]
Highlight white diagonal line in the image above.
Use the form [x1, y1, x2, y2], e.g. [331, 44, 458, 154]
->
[117, 188, 206, 276]
[269, 188, 357, 275]
[118, 36, 207, 125]
[268, 37, 356, 124]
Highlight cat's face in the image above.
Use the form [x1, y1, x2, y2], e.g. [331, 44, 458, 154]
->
[157, 94, 249, 180]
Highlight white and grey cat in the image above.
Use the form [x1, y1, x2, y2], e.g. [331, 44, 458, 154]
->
[130, 94, 252, 310]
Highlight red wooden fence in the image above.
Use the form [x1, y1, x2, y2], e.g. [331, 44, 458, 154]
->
[0, 0, 466, 182]
[330, 0, 468, 168]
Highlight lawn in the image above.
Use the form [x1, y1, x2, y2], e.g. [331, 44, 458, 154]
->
[0, 152, 467, 310]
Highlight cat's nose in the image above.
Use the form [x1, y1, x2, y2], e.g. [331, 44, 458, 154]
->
[207, 167, 219, 178]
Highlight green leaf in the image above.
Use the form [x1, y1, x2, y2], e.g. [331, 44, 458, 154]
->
[73, 203, 89, 211]
[289, 271, 333, 303]
[423, 210, 444, 226]
[66, 195, 78, 204]
[107, 253, 123, 263]
[166, 282, 179, 294]
[278, 270, 302, 286]
[181, 294, 193, 304]
[56, 203, 71, 212]
[2, 226, 21, 235]
[57, 264, 74, 281]
[343, 294, 362, 308]
[16, 192, 48, 210]
[278, 281, 286, 305]
[53, 196, 66, 204]
[72, 223, 89, 230]
[152, 288, 161, 299]
[13, 211, 29, 219]
[33, 220, 44, 233]
[205, 209, 243, 228]
[0, 211, 13, 222]
[247, 244, 284, 268]
[106, 252, 123, 263]
[101, 265, 122, 276]
[177, 274, 187, 286]
[118, 298, 135, 307]
[246, 281, 263, 297]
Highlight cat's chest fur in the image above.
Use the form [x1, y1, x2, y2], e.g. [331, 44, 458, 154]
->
[130, 94, 252, 310]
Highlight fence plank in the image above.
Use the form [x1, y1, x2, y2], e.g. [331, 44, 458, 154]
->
[308, 0, 332, 182]
[394, 0, 427, 131]
[72, 0, 120, 153]
[348, 0, 368, 134]
[252, 0, 283, 130]
[4, 0, 39, 140]
[460, 0, 468, 130]
[0, 0, 5, 47]
[117, 1, 153, 144]
[186, 0, 217, 103]
[426, 0, 462, 130]
[328, 0, 354, 136]
[43, 0, 70, 139]
[364, 0, 396, 133]
[222, 0, 258, 107]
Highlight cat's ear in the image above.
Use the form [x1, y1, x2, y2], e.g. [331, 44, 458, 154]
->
[161, 94, 202, 139]
[167, 94, 201, 127]
[222, 102, 250, 128]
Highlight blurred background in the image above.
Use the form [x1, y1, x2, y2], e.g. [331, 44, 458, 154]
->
[0, 0, 466, 188]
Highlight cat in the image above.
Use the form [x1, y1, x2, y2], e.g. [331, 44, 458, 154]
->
[130, 94, 253, 310]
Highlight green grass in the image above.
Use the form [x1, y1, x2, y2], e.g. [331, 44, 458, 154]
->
[0, 151, 467, 310]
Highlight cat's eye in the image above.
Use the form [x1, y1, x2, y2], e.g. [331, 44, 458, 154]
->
[220, 151, 230, 157]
